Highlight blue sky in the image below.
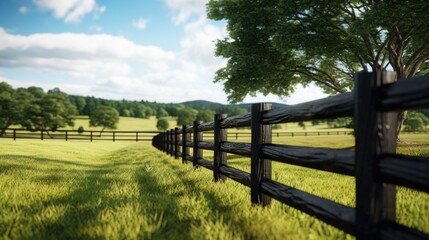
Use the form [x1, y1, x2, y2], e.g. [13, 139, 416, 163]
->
[0, 0, 326, 104]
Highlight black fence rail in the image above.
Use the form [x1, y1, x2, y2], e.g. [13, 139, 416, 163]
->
[0, 128, 159, 142]
[152, 71, 429, 239]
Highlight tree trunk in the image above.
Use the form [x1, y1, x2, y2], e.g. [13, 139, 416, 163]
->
[396, 111, 408, 142]
[45, 130, 53, 138]
[99, 127, 105, 137]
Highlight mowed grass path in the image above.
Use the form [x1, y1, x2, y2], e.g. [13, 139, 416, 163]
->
[1, 136, 428, 239]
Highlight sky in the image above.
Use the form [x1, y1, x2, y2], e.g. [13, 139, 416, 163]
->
[0, 0, 328, 105]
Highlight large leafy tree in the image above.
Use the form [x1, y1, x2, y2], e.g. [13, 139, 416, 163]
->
[207, 0, 429, 103]
[89, 105, 120, 136]
[21, 88, 77, 136]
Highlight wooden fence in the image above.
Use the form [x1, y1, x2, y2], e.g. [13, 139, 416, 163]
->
[0, 128, 159, 142]
[152, 71, 429, 239]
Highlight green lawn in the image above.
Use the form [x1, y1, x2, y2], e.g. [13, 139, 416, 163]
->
[0, 134, 428, 239]
[1, 117, 428, 239]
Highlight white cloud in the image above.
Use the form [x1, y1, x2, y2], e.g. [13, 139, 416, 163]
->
[33, 0, 106, 23]
[19, 6, 29, 14]
[0, 28, 174, 79]
[165, 0, 207, 25]
[132, 19, 148, 30]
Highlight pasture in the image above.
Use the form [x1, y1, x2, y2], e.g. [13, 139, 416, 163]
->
[0, 131, 428, 239]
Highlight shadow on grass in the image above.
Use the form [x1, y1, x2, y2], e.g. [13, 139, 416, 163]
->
[0, 153, 116, 239]
[134, 155, 238, 239]
[1, 145, 243, 239]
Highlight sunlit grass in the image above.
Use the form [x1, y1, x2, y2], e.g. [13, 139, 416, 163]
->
[0, 131, 428, 239]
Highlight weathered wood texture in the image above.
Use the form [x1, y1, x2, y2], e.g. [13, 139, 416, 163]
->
[193, 121, 203, 168]
[355, 71, 397, 240]
[198, 121, 215, 132]
[182, 125, 188, 164]
[251, 103, 272, 206]
[379, 154, 429, 193]
[197, 158, 214, 171]
[174, 128, 179, 159]
[263, 92, 354, 124]
[214, 114, 228, 182]
[380, 74, 429, 111]
[261, 179, 355, 235]
[197, 141, 214, 150]
[262, 144, 355, 176]
[220, 113, 251, 129]
[220, 142, 251, 156]
[219, 165, 251, 187]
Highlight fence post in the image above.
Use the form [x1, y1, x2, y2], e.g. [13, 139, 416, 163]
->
[166, 130, 170, 155]
[13, 129, 16, 141]
[65, 130, 68, 141]
[174, 128, 179, 159]
[182, 125, 188, 163]
[214, 114, 227, 182]
[164, 132, 167, 152]
[193, 121, 203, 169]
[170, 129, 174, 157]
[113, 132, 116, 142]
[41, 130, 44, 141]
[251, 103, 272, 206]
[355, 71, 397, 239]
[136, 132, 139, 142]
[90, 131, 93, 142]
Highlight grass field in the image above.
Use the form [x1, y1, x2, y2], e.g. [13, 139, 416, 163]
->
[1, 130, 428, 239]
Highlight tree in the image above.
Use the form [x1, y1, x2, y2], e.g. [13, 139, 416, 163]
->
[89, 106, 120, 136]
[21, 88, 77, 136]
[298, 121, 306, 130]
[156, 118, 169, 131]
[196, 109, 215, 122]
[403, 111, 429, 131]
[208, 0, 429, 102]
[208, 0, 429, 135]
[177, 107, 198, 125]
[156, 108, 169, 119]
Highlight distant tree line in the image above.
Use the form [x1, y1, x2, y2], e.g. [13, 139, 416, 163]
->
[0, 82, 250, 133]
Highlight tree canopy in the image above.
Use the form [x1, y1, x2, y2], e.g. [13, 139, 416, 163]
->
[89, 106, 120, 136]
[20, 88, 77, 134]
[207, 0, 429, 102]
[156, 118, 170, 131]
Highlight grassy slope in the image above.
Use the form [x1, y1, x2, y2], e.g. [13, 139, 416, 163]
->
[1, 134, 428, 239]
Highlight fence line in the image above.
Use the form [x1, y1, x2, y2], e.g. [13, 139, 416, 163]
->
[152, 71, 429, 239]
[0, 128, 159, 142]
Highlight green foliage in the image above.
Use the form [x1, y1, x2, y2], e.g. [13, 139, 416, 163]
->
[327, 117, 353, 129]
[404, 111, 429, 131]
[207, 0, 429, 102]
[177, 107, 198, 126]
[77, 126, 85, 134]
[156, 118, 169, 131]
[298, 121, 306, 130]
[20, 88, 78, 134]
[156, 108, 169, 119]
[196, 109, 215, 122]
[89, 106, 120, 135]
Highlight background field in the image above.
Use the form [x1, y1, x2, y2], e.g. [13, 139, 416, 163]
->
[1, 118, 428, 239]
